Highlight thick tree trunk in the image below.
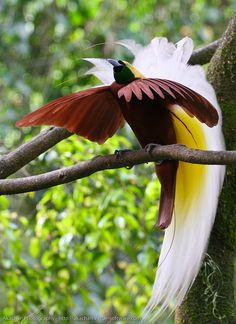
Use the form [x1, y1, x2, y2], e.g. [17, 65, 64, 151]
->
[175, 12, 236, 324]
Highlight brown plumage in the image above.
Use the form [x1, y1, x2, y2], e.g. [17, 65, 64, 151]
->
[17, 85, 125, 144]
[16, 77, 218, 229]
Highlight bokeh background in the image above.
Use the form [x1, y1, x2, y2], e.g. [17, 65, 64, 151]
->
[0, 1, 235, 322]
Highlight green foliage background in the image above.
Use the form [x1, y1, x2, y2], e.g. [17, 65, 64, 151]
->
[0, 1, 235, 322]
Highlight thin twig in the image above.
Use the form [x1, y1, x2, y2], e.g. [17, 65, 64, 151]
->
[0, 144, 234, 195]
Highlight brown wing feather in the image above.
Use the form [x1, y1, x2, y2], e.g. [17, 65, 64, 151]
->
[118, 78, 219, 127]
[16, 86, 124, 144]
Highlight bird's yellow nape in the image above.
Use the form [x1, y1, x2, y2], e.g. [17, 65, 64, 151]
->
[108, 59, 144, 84]
[122, 61, 144, 78]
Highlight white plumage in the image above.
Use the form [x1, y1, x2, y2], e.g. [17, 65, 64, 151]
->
[86, 37, 225, 322]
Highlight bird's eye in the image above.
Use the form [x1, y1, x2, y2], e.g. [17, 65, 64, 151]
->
[114, 65, 123, 72]
[118, 60, 125, 65]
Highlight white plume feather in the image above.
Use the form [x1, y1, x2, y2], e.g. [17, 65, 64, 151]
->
[115, 39, 142, 55]
[133, 37, 225, 321]
[174, 37, 194, 63]
[83, 58, 114, 85]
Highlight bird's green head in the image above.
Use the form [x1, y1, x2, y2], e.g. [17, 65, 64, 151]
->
[108, 59, 144, 84]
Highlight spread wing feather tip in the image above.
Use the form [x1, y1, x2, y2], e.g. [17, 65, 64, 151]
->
[16, 86, 124, 144]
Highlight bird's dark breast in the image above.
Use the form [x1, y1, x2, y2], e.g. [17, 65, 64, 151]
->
[119, 96, 177, 148]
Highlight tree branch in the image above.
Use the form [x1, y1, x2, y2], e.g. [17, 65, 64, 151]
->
[188, 38, 222, 65]
[208, 16, 236, 106]
[0, 144, 235, 195]
[0, 39, 221, 180]
[0, 127, 71, 179]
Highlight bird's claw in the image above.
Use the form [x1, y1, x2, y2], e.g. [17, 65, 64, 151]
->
[145, 143, 161, 153]
[145, 144, 163, 165]
[114, 149, 132, 159]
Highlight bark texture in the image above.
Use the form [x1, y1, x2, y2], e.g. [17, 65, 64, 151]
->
[175, 12, 236, 324]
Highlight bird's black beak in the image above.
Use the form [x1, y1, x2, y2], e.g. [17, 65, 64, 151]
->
[107, 59, 123, 68]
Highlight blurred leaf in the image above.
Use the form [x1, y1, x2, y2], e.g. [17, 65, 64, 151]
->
[41, 251, 53, 268]
[29, 237, 40, 258]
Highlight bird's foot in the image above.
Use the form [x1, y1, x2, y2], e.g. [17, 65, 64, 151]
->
[145, 143, 161, 153]
[114, 149, 134, 169]
[145, 144, 163, 165]
[114, 149, 132, 159]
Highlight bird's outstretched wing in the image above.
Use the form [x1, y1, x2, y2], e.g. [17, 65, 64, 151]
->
[118, 78, 219, 127]
[16, 86, 124, 144]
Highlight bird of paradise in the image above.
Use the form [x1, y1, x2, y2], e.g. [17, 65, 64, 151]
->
[16, 37, 225, 321]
